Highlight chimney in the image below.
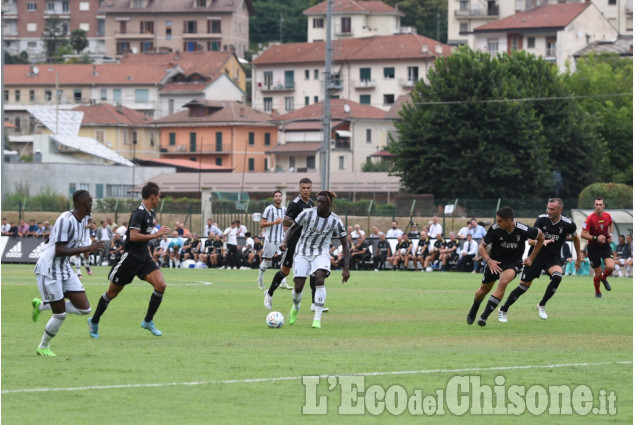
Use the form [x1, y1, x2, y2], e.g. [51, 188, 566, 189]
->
[422, 43, 429, 53]
[435, 44, 443, 54]
[92, 65, 98, 76]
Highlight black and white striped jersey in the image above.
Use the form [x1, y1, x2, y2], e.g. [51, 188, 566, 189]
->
[294, 208, 346, 256]
[262, 204, 286, 244]
[34, 211, 88, 280]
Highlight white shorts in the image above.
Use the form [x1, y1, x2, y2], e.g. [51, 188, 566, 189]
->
[262, 240, 280, 259]
[293, 253, 331, 279]
[36, 273, 85, 303]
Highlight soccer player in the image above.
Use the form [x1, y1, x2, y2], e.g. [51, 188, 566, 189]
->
[466, 206, 544, 327]
[257, 190, 286, 289]
[580, 197, 614, 298]
[264, 178, 314, 309]
[32, 190, 106, 356]
[87, 182, 171, 338]
[282, 191, 350, 328]
[499, 198, 581, 321]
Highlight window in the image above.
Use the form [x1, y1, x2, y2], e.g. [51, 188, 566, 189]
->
[169, 132, 176, 146]
[341, 17, 351, 33]
[79, 183, 90, 191]
[314, 69, 319, 79]
[366, 129, 372, 143]
[383, 67, 395, 79]
[527, 37, 535, 48]
[132, 131, 138, 145]
[215, 158, 222, 166]
[307, 156, 315, 170]
[29, 117, 36, 132]
[14, 116, 21, 131]
[264, 133, 271, 146]
[69, 183, 76, 195]
[97, 19, 105, 36]
[339, 156, 345, 170]
[248, 158, 254, 172]
[284, 97, 294, 112]
[117, 42, 130, 55]
[215, 132, 223, 151]
[132, 0, 143, 7]
[47, 2, 55, 11]
[141, 42, 153, 53]
[289, 156, 295, 170]
[190, 132, 197, 152]
[119, 21, 127, 34]
[383, 94, 395, 105]
[14, 90, 20, 102]
[196, 0, 206, 6]
[360, 68, 371, 82]
[184, 41, 198, 52]
[63, 1, 70, 12]
[122, 130, 128, 145]
[305, 69, 310, 80]
[510, 36, 520, 51]
[96, 130, 105, 143]
[359, 94, 371, 105]
[459, 23, 468, 34]
[79, 1, 89, 11]
[74, 89, 82, 103]
[304, 96, 310, 105]
[248, 132, 255, 145]
[80, 23, 90, 31]
[608, 0, 616, 4]
[106, 184, 134, 198]
[314, 96, 319, 103]
[460, 1, 468, 11]
[264, 97, 273, 112]
[166, 20, 172, 40]
[29, 90, 35, 102]
[27, 23, 37, 32]
[264, 158, 268, 171]
[140, 21, 154, 34]
[487, 39, 499, 56]
[27, 2, 36, 10]
[168, 99, 174, 114]
[284, 70, 294, 89]
[135, 89, 149, 103]
[207, 20, 221, 33]
[208, 41, 220, 51]
[45, 90, 52, 102]
[407, 66, 419, 82]
[263, 71, 273, 89]
[184, 20, 197, 34]
[546, 37, 556, 57]
[150, 132, 155, 146]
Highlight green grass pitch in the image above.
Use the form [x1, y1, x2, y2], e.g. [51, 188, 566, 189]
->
[2, 264, 632, 424]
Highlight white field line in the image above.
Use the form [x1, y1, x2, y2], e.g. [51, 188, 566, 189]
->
[3, 361, 631, 395]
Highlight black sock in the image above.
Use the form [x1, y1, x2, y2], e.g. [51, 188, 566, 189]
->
[539, 272, 562, 307]
[144, 290, 164, 322]
[468, 297, 482, 318]
[480, 295, 500, 320]
[310, 275, 316, 303]
[500, 284, 529, 313]
[91, 293, 111, 324]
[267, 271, 286, 296]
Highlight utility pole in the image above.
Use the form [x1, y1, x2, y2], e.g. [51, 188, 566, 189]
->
[279, 13, 284, 43]
[437, 9, 440, 42]
[321, 0, 333, 191]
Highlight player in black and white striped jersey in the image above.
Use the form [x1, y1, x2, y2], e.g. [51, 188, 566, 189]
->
[31, 190, 106, 356]
[257, 190, 287, 289]
[281, 191, 350, 329]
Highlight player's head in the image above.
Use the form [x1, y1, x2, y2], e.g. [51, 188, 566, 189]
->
[316, 190, 336, 215]
[72, 190, 93, 215]
[299, 178, 312, 200]
[496, 206, 515, 230]
[272, 190, 282, 205]
[142, 182, 161, 204]
[547, 198, 563, 220]
[594, 197, 605, 215]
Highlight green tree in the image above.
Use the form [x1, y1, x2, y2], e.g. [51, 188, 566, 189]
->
[393, 0, 447, 43]
[250, 0, 308, 45]
[389, 47, 605, 199]
[52, 44, 74, 63]
[70, 29, 88, 54]
[4, 50, 30, 64]
[564, 53, 633, 185]
[41, 15, 68, 62]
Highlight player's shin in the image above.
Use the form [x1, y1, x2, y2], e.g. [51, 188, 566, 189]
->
[500, 284, 529, 312]
[539, 272, 562, 306]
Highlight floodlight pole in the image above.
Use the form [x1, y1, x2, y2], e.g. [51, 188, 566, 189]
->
[320, 0, 333, 191]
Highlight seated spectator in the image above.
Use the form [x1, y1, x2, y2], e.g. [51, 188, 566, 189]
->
[372, 233, 392, 271]
[240, 232, 255, 269]
[35, 222, 44, 237]
[350, 234, 370, 270]
[153, 234, 170, 267]
[204, 218, 223, 237]
[180, 232, 194, 262]
[116, 222, 128, 238]
[346, 225, 354, 235]
[386, 221, 403, 238]
[336, 235, 353, 269]
[168, 231, 184, 267]
[469, 218, 487, 239]
[7, 222, 19, 237]
[190, 233, 202, 262]
[560, 238, 572, 267]
[439, 232, 460, 271]
[351, 224, 366, 239]
[457, 234, 478, 272]
[391, 235, 412, 271]
[175, 221, 185, 236]
[330, 242, 340, 269]
[387, 235, 403, 269]
[457, 220, 472, 240]
[414, 230, 431, 271]
[424, 233, 446, 271]
[407, 223, 420, 239]
[17, 220, 29, 237]
[108, 233, 124, 266]
[26, 219, 39, 237]
[1, 218, 11, 235]
[248, 236, 263, 268]
[368, 225, 381, 240]
[565, 251, 591, 276]
[428, 216, 443, 239]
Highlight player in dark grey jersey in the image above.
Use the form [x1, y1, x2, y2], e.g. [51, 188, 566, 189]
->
[499, 198, 581, 321]
[88, 182, 171, 338]
[466, 206, 544, 327]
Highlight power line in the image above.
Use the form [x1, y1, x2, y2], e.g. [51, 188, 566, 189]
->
[413, 92, 632, 106]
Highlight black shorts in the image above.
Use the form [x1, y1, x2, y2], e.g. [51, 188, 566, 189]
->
[520, 256, 562, 282]
[482, 259, 522, 284]
[108, 252, 159, 286]
[588, 244, 613, 269]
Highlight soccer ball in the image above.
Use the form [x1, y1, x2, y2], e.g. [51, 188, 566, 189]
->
[266, 311, 284, 328]
[400, 248, 407, 255]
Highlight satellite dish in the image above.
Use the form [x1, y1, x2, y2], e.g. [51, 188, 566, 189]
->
[32, 66, 39, 75]
[131, 47, 138, 54]
[343, 104, 351, 113]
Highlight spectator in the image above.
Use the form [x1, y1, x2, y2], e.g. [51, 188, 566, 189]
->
[413, 230, 431, 271]
[35, 222, 44, 237]
[175, 221, 185, 236]
[189, 233, 202, 262]
[469, 218, 487, 239]
[26, 219, 39, 237]
[457, 233, 478, 272]
[7, 222, 19, 237]
[180, 232, 194, 262]
[372, 233, 392, 271]
[96, 220, 114, 264]
[329, 242, 340, 269]
[407, 223, 420, 239]
[204, 218, 223, 237]
[350, 234, 370, 270]
[457, 220, 472, 240]
[222, 220, 241, 269]
[565, 251, 591, 276]
[151, 218, 161, 234]
[614, 234, 631, 277]
[424, 233, 446, 271]
[336, 234, 353, 269]
[108, 233, 124, 266]
[167, 231, 184, 268]
[346, 225, 354, 235]
[428, 216, 443, 239]
[116, 222, 128, 238]
[351, 224, 366, 239]
[1, 218, 11, 235]
[439, 232, 460, 271]
[17, 220, 29, 237]
[391, 235, 412, 271]
[153, 234, 170, 267]
[235, 220, 248, 238]
[240, 232, 254, 269]
[248, 236, 263, 268]
[386, 221, 403, 238]
[560, 238, 572, 266]
[368, 225, 381, 239]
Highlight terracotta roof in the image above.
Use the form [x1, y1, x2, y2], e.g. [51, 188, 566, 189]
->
[369, 149, 394, 157]
[265, 142, 323, 154]
[574, 36, 634, 57]
[134, 158, 233, 172]
[4, 64, 170, 86]
[160, 82, 210, 93]
[273, 99, 386, 122]
[72, 103, 151, 126]
[99, 0, 255, 15]
[384, 95, 411, 120]
[152, 100, 275, 125]
[283, 120, 344, 131]
[474, 3, 591, 32]
[252, 34, 451, 65]
[120, 51, 235, 79]
[4, 122, 16, 128]
[304, 0, 404, 16]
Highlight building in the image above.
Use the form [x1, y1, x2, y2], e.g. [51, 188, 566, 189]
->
[473, 3, 618, 72]
[99, 0, 254, 59]
[2, 0, 106, 62]
[448, 0, 632, 49]
[152, 99, 276, 173]
[266, 99, 391, 173]
[303, 0, 408, 42]
[251, 33, 451, 113]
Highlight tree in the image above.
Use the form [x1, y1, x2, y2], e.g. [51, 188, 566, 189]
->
[564, 54, 633, 186]
[250, 0, 309, 45]
[70, 29, 88, 54]
[52, 44, 74, 63]
[389, 47, 606, 199]
[4, 50, 29, 64]
[393, 0, 447, 43]
[41, 15, 68, 62]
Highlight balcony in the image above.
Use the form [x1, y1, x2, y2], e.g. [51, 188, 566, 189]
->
[353, 79, 377, 89]
[183, 32, 222, 39]
[399, 78, 417, 88]
[160, 144, 231, 154]
[115, 31, 154, 39]
[259, 82, 295, 92]
[455, 5, 499, 18]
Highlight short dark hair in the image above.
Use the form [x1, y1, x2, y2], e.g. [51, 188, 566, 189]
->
[72, 190, 90, 205]
[245, 232, 252, 238]
[299, 177, 312, 186]
[142, 182, 160, 199]
[595, 197, 605, 204]
[496, 206, 514, 221]
[548, 197, 563, 207]
[317, 190, 336, 206]
[272, 190, 282, 197]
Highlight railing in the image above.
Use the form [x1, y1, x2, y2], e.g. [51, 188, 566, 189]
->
[259, 82, 295, 92]
[353, 79, 377, 89]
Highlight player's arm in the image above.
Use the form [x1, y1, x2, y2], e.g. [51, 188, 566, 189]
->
[260, 214, 283, 229]
[478, 240, 501, 273]
[339, 234, 351, 283]
[524, 229, 545, 266]
[129, 226, 170, 242]
[279, 222, 300, 251]
[55, 239, 105, 257]
[571, 232, 582, 269]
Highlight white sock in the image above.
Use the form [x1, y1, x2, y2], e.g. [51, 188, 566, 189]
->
[64, 300, 91, 315]
[313, 286, 326, 322]
[40, 312, 66, 349]
[292, 290, 302, 310]
[39, 302, 51, 312]
[259, 260, 271, 279]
